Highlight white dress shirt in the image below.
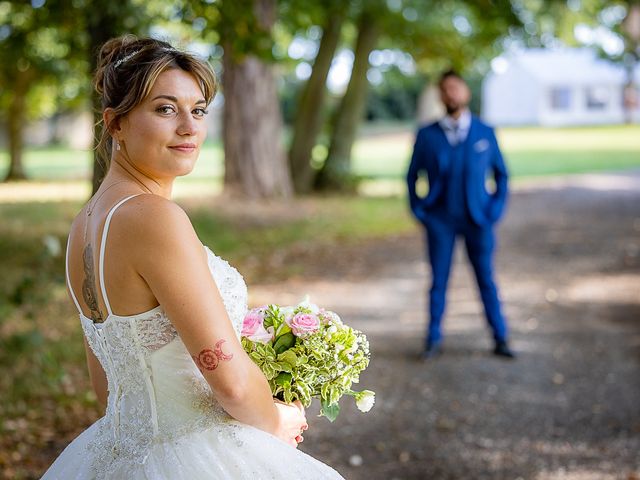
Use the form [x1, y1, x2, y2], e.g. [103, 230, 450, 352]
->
[439, 109, 471, 146]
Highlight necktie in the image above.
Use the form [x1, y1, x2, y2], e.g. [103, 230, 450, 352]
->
[451, 123, 460, 146]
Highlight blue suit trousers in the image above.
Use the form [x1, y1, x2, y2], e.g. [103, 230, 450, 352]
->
[424, 214, 507, 346]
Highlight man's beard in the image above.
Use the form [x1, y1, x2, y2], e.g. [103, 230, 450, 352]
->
[445, 103, 460, 115]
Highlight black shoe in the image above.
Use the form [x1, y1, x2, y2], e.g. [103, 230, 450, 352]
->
[419, 342, 442, 360]
[493, 341, 516, 359]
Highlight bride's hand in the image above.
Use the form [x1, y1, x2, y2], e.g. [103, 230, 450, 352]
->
[291, 400, 308, 444]
[273, 399, 308, 448]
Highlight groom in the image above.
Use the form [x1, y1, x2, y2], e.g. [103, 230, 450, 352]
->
[407, 70, 515, 359]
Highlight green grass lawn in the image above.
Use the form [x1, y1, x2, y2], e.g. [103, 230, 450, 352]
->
[1, 125, 638, 184]
[0, 142, 225, 181]
[352, 124, 640, 179]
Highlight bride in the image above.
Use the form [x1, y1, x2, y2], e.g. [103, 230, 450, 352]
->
[42, 35, 343, 479]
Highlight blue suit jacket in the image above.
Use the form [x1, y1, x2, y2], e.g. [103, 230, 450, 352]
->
[407, 116, 509, 227]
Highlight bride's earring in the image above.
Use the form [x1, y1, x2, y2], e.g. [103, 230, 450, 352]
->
[116, 140, 121, 151]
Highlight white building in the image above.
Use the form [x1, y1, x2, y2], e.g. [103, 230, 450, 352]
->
[482, 48, 640, 126]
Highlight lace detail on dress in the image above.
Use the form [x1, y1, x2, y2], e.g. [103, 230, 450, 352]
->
[135, 309, 179, 351]
[77, 246, 249, 479]
[180, 371, 232, 432]
[80, 314, 165, 477]
[205, 247, 247, 336]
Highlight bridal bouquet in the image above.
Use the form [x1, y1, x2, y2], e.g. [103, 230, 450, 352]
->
[241, 299, 374, 421]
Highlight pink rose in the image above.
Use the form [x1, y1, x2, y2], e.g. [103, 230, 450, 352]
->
[247, 324, 275, 344]
[242, 309, 265, 337]
[287, 313, 320, 337]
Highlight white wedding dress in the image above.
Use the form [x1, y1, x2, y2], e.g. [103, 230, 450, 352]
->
[42, 195, 343, 480]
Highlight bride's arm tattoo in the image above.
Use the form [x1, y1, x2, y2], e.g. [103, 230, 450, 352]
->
[82, 244, 104, 323]
[192, 339, 234, 372]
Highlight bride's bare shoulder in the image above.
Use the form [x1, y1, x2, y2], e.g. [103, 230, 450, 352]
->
[115, 194, 200, 249]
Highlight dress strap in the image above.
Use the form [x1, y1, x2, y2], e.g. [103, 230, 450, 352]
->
[65, 234, 83, 315]
[99, 194, 143, 317]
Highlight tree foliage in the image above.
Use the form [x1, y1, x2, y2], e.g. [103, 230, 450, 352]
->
[2, 0, 630, 194]
[0, 0, 86, 180]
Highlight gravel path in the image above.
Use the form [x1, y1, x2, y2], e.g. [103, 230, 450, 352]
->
[251, 171, 640, 480]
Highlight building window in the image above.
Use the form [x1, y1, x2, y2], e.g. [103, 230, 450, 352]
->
[586, 86, 609, 110]
[550, 87, 572, 110]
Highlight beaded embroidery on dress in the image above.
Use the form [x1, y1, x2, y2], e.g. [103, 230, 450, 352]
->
[42, 195, 343, 480]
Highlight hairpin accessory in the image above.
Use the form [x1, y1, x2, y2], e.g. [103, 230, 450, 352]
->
[114, 49, 141, 69]
[114, 46, 180, 69]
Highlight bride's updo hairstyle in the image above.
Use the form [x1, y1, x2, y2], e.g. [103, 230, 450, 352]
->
[94, 35, 217, 166]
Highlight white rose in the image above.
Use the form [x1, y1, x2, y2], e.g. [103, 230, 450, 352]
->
[355, 390, 375, 413]
[280, 306, 295, 322]
[298, 296, 320, 314]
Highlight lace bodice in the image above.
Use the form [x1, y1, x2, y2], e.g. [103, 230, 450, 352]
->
[80, 247, 247, 475]
[65, 196, 249, 478]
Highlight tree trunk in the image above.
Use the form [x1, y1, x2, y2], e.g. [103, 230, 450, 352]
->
[622, 4, 640, 124]
[222, 0, 292, 198]
[4, 71, 33, 181]
[289, 9, 346, 194]
[623, 73, 636, 125]
[87, 9, 122, 195]
[91, 95, 107, 195]
[316, 12, 380, 192]
[5, 91, 27, 181]
[222, 52, 292, 198]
